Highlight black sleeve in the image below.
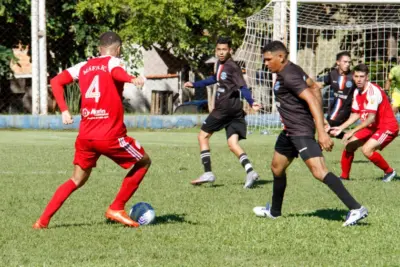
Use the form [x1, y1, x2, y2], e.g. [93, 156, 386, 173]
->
[323, 73, 331, 85]
[283, 68, 308, 96]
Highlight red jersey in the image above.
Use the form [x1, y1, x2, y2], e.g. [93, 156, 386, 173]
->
[66, 56, 130, 140]
[351, 82, 398, 131]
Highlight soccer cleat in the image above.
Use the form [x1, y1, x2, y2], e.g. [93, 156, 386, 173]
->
[253, 203, 278, 219]
[382, 170, 396, 182]
[191, 172, 216, 185]
[339, 176, 350, 181]
[244, 170, 260, 188]
[105, 208, 140, 227]
[342, 206, 368, 227]
[32, 219, 48, 229]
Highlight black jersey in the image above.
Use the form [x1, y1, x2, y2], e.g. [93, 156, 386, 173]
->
[274, 61, 315, 136]
[324, 69, 356, 124]
[212, 58, 246, 119]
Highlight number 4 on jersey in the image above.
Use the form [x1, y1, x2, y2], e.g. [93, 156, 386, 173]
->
[85, 75, 101, 103]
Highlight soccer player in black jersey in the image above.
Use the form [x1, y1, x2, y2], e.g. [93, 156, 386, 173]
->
[322, 51, 356, 138]
[184, 36, 261, 188]
[253, 41, 368, 226]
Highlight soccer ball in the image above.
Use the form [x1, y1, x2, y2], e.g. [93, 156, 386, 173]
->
[129, 202, 156, 225]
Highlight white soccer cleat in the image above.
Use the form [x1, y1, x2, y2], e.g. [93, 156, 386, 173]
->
[253, 203, 278, 219]
[342, 206, 368, 227]
[382, 170, 396, 182]
[244, 170, 260, 188]
[191, 172, 216, 185]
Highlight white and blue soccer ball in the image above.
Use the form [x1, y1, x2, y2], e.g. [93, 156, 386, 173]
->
[129, 202, 156, 225]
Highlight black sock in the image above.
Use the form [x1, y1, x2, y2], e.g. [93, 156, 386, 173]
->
[239, 153, 254, 174]
[200, 150, 211, 173]
[323, 172, 361, 210]
[271, 174, 287, 217]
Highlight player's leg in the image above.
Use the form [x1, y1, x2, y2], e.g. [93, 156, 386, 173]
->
[104, 136, 150, 227]
[33, 138, 98, 229]
[33, 165, 92, 229]
[226, 118, 259, 188]
[361, 129, 397, 182]
[304, 155, 367, 226]
[292, 136, 367, 225]
[253, 131, 296, 218]
[340, 129, 369, 180]
[192, 114, 224, 185]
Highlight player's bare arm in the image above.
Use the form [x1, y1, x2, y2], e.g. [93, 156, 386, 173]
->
[298, 87, 334, 152]
[342, 113, 376, 143]
[384, 78, 391, 91]
[330, 112, 360, 137]
[306, 77, 323, 105]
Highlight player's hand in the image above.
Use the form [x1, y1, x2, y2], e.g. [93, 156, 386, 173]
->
[329, 126, 342, 137]
[318, 131, 334, 152]
[342, 130, 355, 145]
[251, 102, 261, 112]
[184, 81, 194, 88]
[61, 110, 73, 125]
[132, 76, 145, 87]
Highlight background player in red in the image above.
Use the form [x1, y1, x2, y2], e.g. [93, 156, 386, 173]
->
[331, 64, 398, 182]
[33, 32, 150, 229]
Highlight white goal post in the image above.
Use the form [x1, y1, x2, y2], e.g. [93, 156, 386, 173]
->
[236, 0, 400, 132]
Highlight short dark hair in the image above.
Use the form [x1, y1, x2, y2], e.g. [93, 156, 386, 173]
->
[353, 63, 369, 74]
[336, 51, 351, 61]
[99, 32, 122, 47]
[216, 36, 232, 47]
[262, 41, 288, 57]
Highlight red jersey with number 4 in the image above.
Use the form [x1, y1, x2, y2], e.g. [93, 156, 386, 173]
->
[351, 82, 398, 131]
[67, 56, 128, 140]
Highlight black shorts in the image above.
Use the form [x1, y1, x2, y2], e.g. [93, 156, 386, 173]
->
[275, 131, 322, 161]
[201, 114, 247, 140]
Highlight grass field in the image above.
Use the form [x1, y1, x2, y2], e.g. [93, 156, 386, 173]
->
[1, 129, 400, 266]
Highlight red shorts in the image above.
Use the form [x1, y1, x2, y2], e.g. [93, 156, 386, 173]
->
[73, 136, 145, 169]
[354, 128, 398, 150]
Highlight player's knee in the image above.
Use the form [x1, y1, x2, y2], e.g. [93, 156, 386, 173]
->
[310, 165, 327, 181]
[70, 175, 88, 188]
[271, 162, 285, 177]
[140, 153, 152, 168]
[227, 140, 238, 152]
[361, 146, 373, 158]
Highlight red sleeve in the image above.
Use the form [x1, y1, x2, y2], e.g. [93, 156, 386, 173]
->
[111, 67, 135, 83]
[50, 70, 74, 112]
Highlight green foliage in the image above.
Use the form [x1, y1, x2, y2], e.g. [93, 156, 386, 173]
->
[76, 0, 267, 71]
[64, 83, 81, 114]
[0, 45, 17, 78]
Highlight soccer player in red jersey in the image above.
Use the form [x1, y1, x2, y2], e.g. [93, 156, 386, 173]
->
[331, 64, 399, 182]
[33, 32, 150, 229]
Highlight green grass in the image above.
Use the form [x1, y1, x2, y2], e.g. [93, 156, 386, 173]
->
[1, 130, 400, 266]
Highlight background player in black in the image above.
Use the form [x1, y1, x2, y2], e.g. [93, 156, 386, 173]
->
[252, 41, 368, 226]
[184, 36, 261, 188]
[321, 51, 356, 138]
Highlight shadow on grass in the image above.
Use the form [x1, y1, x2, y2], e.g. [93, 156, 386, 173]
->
[154, 213, 197, 225]
[288, 208, 348, 222]
[53, 221, 105, 228]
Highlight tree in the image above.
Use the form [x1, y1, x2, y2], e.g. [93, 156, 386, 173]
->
[76, 0, 267, 110]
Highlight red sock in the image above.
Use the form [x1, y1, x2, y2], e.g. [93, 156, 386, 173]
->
[109, 167, 148, 211]
[341, 150, 354, 179]
[368, 152, 393, 173]
[39, 179, 77, 226]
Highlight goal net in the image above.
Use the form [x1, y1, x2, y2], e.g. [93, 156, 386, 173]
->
[236, 0, 400, 132]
